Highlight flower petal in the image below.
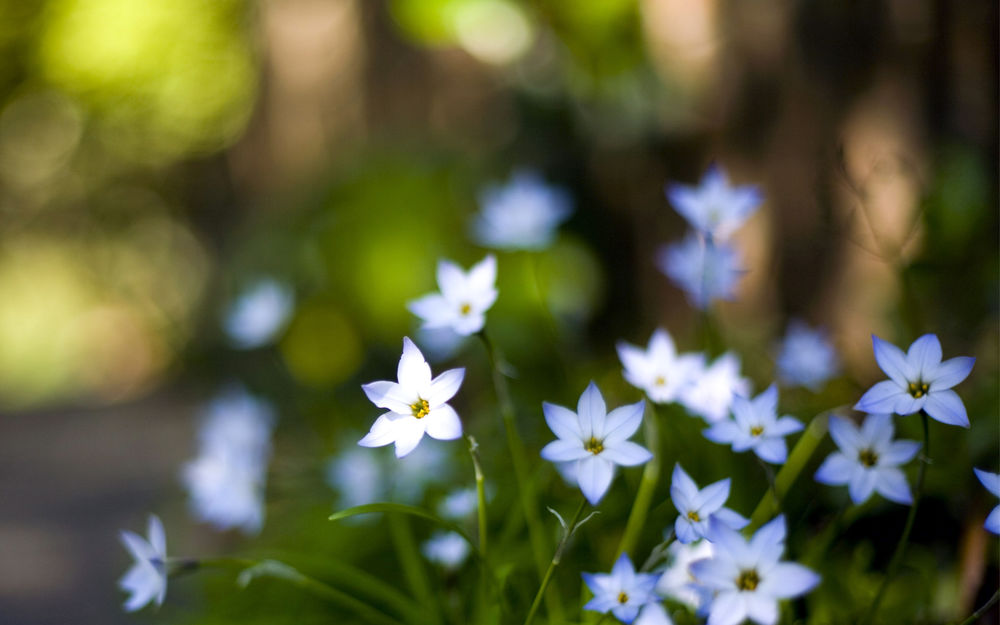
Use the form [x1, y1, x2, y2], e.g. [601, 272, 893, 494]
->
[541, 439, 590, 462]
[749, 515, 786, 566]
[601, 441, 653, 467]
[707, 591, 748, 625]
[424, 404, 462, 440]
[407, 294, 453, 327]
[436, 259, 466, 301]
[923, 389, 970, 427]
[147, 515, 166, 558]
[120, 530, 156, 563]
[675, 516, 698, 544]
[358, 414, 401, 448]
[713, 507, 749, 530]
[893, 393, 926, 416]
[543, 402, 582, 440]
[703, 420, 742, 445]
[468, 254, 497, 293]
[814, 452, 854, 486]
[827, 416, 862, 454]
[427, 368, 465, 406]
[906, 334, 942, 380]
[769, 416, 804, 437]
[848, 468, 877, 504]
[694, 478, 731, 515]
[577, 455, 615, 505]
[752, 384, 779, 417]
[706, 518, 752, 567]
[602, 400, 645, 444]
[874, 468, 912, 505]
[854, 380, 905, 414]
[398, 338, 432, 390]
[931, 356, 974, 391]
[671, 463, 699, 506]
[689, 557, 739, 591]
[758, 562, 820, 598]
[860, 413, 894, 450]
[577, 382, 607, 438]
[985, 506, 1000, 535]
[362, 381, 414, 414]
[618, 341, 653, 386]
[744, 593, 778, 625]
[392, 419, 427, 458]
[975, 468, 1000, 497]
[753, 438, 787, 464]
[880, 440, 921, 466]
[649, 328, 676, 362]
[872, 335, 911, 385]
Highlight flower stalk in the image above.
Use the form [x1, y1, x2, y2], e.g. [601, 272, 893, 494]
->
[523, 498, 589, 625]
[616, 404, 660, 559]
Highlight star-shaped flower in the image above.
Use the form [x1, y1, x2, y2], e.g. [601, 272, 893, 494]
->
[974, 468, 1000, 535]
[540, 382, 653, 505]
[617, 329, 705, 404]
[657, 235, 743, 310]
[670, 463, 748, 544]
[224, 279, 294, 349]
[472, 170, 573, 250]
[813, 414, 920, 505]
[776, 321, 838, 391]
[690, 516, 820, 625]
[703, 385, 803, 464]
[408, 255, 498, 336]
[854, 334, 974, 427]
[655, 540, 715, 612]
[359, 338, 464, 458]
[680, 352, 751, 423]
[119, 514, 168, 612]
[583, 554, 664, 624]
[666, 164, 763, 241]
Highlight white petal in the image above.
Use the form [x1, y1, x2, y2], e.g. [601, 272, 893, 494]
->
[602, 400, 645, 444]
[694, 479, 731, 514]
[769, 416, 803, 437]
[424, 404, 462, 440]
[827, 416, 862, 454]
[874, 468, 912, 505]
[848, 468, 877, 504]
[601, 441, 652, 466]
[362, 381, 414, 414]
[618, 341, 654, 386]
[753, 438, 787, 464]
[872, 335, 912, 385]
[880, 440, 921, 466]
[703, 421, 741, 445]
[855, 380, 905, 414]
[407, 294, 453, 327]
[427, 368, 464, 406]
[577, 382, 607, 438]
[543, 402, 582, 440]
[392, 419, 427, 458]
[358, 414, 401, 448]
[860, 413, 894, 450]
[577, 455, 615, 505]
[758, 562, 820, 598]
[436, 259, 467, 301]
[649, 328, 677, 362]
[708, 591, 748, 625]
[814, 453, 854, 486]
[744, 593, 778, 625]
[398, 338, 432, 390]
[922, 390, 970, 427]
[906, 334, 942, 380]
[930, 356, 975, 391]
[468, 255, 497, 293]
[541, 439, 591, 462]
[147, 515, 166, 558]
[671, 464, 699, 508]
[119, 530, 156, 563]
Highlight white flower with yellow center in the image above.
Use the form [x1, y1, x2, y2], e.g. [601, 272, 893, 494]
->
[408, 255, 498, 336]
[617, 328, 705, 404]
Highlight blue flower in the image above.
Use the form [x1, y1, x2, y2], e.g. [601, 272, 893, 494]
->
[583, 553, 663, 624]
[224, 279, 293, 349]
[666, 164, 763, 241]
[703, 385, 803, 464]
[814, 414, 920, 505]
[776, 321, 838, 391]
[472, 170, 572, 250]
[680, 352, 751, 423]
[690, 516, 820, 625]
[974, 468, 1000, 534]
[854, 334, 974, 427]
[656, 235, 743, 310]
[617, 328, 705, 404]
[670, 463, 748, 544]
[118, 515, 168, 612]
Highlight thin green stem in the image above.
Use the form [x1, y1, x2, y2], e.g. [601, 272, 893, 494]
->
[862, 412, 930, 625]
[639, 530, 676, 573]
[757, 455, 781, 512]
[523, 498, 589, 625]
[955, 588, 999, 625]
[467, 436, 489, 559]
[616, 403, 660, 559]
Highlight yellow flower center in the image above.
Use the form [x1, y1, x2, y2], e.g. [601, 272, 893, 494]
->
[907, 381, 929, 398]
[654, 375, 666, 387]
[858, 448, 879, 467]
[736, 569, 760, 591]
[617, 591, 629, 604]
[585, 436, 604, 455]
[687, 510, 701, 522]
[460, 302, 472, 315]
[750, 425, 764, 437]
[410, 398, 430, 419]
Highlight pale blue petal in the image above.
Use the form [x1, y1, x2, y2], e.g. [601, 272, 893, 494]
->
[671, 464, 700, 504]
[704, 421, 741, 445]
[848, 468, 877, 504]
[985, 506, 1000, 535]
[906, 334, 942, 380]
[860, 413, 894, 449]
[923, 389, 969, 427]
[690, 557, 739, 591]
[930, 356, 974, 391]
[754, 438, 787, 464]
[613, 604, 641, 624]
[675, 516, 698, 544]
[541, 439, 590, 462]
[745, 593, 778, 625]
[713, 507, 749, 530]
[752, 384, 779, 416]
[602, 441, 653, 467]
[578, 382, 607, 438]
[975, 469, 1000, 497]
[578, 455, 615, 505]
[707, 591, 748, 625]
[827, 415, 862, 453]
[893, 393, 926, 416]
[758, 562, 820, 598]
[543, 402, 582, 441]
[769, 416, 804, 437]
[874, 468, 912, 505]
[814, 452, 854, 486]
[854, 380, 905, 414]
[880, 440, 921, 466]
[694, 479, 731, 514]
[603, 400, 646, 444]
[872, 335, 911, 386]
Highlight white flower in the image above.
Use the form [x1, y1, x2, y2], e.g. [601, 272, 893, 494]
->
[326, 446, 385, 510]
[666, 165, 763, 241]
[814, 414, 920, 505]
[437, 488, 479, 520]
[617, 329, 705, 404]
[181, 388, 274, 534]
[408, 256, 498, 336]
[690, 516, 820, 625]
[540, 382, 653, 505]
[703, 385, 803, 464]
[974, 468, 1000, 534]
[583, 554, 664, 624]
[657, 235, 743, 310]
[118, 515, 168, 612]
[360, 338, 464, 458]
[473, 170, 572, 250]
[670, 464, 748, 544]
[224, 279, 293, 349]
[422, 531, 470, 570]
[776, 321, 838, 391]
[680, 353, 751, 423]
[655, 540, 715, 611]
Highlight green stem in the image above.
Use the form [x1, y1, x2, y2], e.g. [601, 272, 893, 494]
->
[616, 403, 660, 559]
[468, 436, 489, 559]
[757, 455, 781, 512]
[862, 412, 930, 625]
[639, 530, 676, 573]
[955, 588, 999, 625]
[523, 498, 588, 625]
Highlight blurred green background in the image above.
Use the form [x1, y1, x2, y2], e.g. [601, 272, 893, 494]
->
[0, 0, 996, 624]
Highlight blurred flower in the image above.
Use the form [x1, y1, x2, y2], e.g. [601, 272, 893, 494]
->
[814, 414, 920, 505]
[666, 164, 762, 241]
[617, 328, 705, 404]
[670, 463, 748, 544]
[360, 337, 464, 458]
[422, 531, 470, 570]
[703, 385, 803, 464]
[974, 468, 1000, 534]
[437, 488, 479, 520]
[582, 553, 664, 624]
[224, 279, 293, 349]
[680, 353, 751, 423]
[855, 334, 974, 427]
[181, 388, 274, 534]
[408, 256, 498, 336]
[776, 321, 838, 391]
[690, 516, 819, 625]
[118, 514, 168, 612]
[657, 235, 743, 310]
[655, 540, 715, 611]
[416, 325, 468, 362]
[540, 382, 652, 505]
[326, 446, 385, 509]
[472, 170, 572, 250]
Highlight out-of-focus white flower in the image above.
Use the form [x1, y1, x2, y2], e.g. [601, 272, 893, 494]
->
[680, 353, 751, 423]
[438, 488, 479, 520]
[473, 170, 572, 250]
[617, 329, 705, 404]
[657, 235, 743, 310]
[326, 446, 386, 510]
[422, 531, 470, 570]
[670, 464, 748, 544]
[224, 279, 294, 349]
[408, 256, 498, 337]
[666, 165, 762, 241]
[583, 554, 665, 624]
[655, 540, 715, 611]
[703, 385, 803, 465]
[360, 337, 464, 458]
[776, 321, 838, 391]
[974, 468, 1000, 534]
[118, 515, 168, 612]
[181, 388, 274, 534]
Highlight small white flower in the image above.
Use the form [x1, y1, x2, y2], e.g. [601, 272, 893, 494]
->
[655, 540, 715, 611]
[617, 329, 705, 404]
[776, 321, 838, 391]
[118, 515, 168, 612]
[360, 338, 464, 458]
[540, 382, 653, 505]
[666, 164, 763, 241]
[473, 170, 572, 250]
[657, 235, 743, 310]
[974, 468, 1000, 534]
[680, 353, 751, 423]
[703, 385, 803, 464]
[224, 279, 293, 349]
[408, 256, 498, 336]
[583, 554, 664, 624]
[814, 414, 920, 505]
[422, 531, 470, 570]
[437, 488, 479, 520]
[670, 464, 748, 544]
[326, 446, 385, 510]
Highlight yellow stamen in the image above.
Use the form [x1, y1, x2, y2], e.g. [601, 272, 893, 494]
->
[687, 510, 701, 522]
[617, 591, 629, 604]
[585, 436, 604, 455]
[736, 569, 760, 591]
[410, 398, 430, 419]
[907, 381, 929, 398]
[858, 448, 879, 467]
[750, 425, 764, 437]
[460, 303, 472, 315]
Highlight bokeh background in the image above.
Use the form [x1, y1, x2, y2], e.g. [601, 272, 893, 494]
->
[0, 1, 996, 624]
